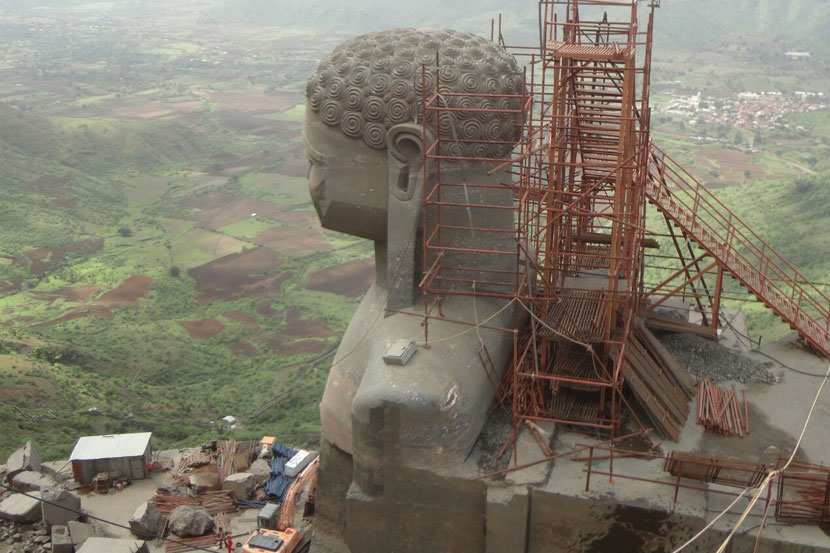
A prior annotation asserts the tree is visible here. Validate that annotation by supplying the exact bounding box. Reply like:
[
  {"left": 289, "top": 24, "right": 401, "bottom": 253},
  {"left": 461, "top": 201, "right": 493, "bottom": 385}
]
[
  {"left": 118, "top": 227, "right": 132, "bottom": 237},
  {"left": 169, "top": 265, "right": 181, "bottom": 277}
]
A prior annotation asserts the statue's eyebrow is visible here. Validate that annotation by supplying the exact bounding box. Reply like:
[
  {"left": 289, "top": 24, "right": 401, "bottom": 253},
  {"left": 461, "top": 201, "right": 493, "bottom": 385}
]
[{"left": 302, "top": 131, "right": 331, "bottom": 165}]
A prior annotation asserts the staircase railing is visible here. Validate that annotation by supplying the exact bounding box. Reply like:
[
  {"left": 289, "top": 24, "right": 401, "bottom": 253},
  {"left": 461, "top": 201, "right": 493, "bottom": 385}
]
[{"left": 645, "top": 143, "right": 830, "bottom": 356}]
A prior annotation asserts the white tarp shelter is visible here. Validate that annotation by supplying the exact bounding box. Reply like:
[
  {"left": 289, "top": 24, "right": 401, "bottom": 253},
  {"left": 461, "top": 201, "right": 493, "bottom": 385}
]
[{"left": 69, "top": 432, "right": 152, "bottom": 485}]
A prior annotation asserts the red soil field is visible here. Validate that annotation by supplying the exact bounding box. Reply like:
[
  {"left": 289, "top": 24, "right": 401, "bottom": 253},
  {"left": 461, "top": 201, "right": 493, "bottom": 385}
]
[
  {"left": 188, "top": 248, "right": 290, "bottom": 304},
  {"left": 253, "top": 226, "right": 331, "bottom": 256},
  {"left": 257, "top": 301, "right": 277, "bottom": 318},
  {"left": 32, "top": 285, "right": 102, "bottom": 303},
  {"left": 229, "top": 341, "right": 261, "bottom": 357},
  {"left": 306, "top": 258, "right": 375, "bottom": 297},
  {"left": 49, "top": 198, "right": 77, "bottom": 208},
  {"left": 224, "top": 310, "right": 260, "bottom": 330},
  {"left": 36, "top": 305, "right": 114, "bottom": 327},
  {"left": 282, "top": 308, "right": 337, "bottom": 339},
  {"left": 179, "top": 319, "right": 226, "bottom": 339},
  {"left": 97, "top": 275, "right": 152, "bottom": 307}
]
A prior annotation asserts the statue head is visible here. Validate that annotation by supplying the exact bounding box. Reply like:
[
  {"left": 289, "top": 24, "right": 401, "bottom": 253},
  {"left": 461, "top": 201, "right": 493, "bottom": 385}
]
[{"left": 303, "top": 28, "right": 523, "bottom": 242}]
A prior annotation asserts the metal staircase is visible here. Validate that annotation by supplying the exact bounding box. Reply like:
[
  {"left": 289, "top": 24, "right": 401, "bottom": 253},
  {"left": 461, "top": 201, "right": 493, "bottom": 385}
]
[{"left": 645, "top": 144, "right": 830, "bottom": 357}]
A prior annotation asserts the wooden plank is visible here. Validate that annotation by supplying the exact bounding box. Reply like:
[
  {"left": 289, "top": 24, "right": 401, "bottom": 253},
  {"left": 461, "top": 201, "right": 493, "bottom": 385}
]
[{"left": 636, "top": 323, "right": 695, "bottom": 396}]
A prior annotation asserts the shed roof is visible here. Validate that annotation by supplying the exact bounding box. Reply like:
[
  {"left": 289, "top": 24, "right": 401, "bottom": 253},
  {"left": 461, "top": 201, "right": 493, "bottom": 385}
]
[{"left": 69, "top": 432, "right": 152, "bottom": 461}]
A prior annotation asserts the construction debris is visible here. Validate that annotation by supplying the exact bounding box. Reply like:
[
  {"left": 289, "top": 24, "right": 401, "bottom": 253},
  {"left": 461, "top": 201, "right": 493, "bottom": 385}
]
[
  {"left": 153, "top": 490, "right": 237, "bottom": 516},
  {"left": 622, "top": 323, "right": 695, "bottom": 441},
  {"left": 695, "top": 379, "right": 750, "bottom": 436}
]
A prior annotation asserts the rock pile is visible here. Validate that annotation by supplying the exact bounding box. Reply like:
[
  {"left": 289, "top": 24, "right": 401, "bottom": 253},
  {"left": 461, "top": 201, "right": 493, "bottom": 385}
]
[
  {"left": 0, "top": 518, "right": 53, "bottom": 553},
  {"left": 658, "top": 332, "right": 775, "bottom": 384}
]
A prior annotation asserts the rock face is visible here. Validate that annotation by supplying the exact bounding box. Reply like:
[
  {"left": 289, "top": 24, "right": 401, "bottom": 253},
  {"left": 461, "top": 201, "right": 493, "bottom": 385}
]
[
  {"left": 222, "top": 472, "right": 255, "bottom": 500},
  {"left": 188, "top": 472, "right": 220, "bottom": 494},
  {"left": 0, "top": 492, "right": 42, "bottom": 523},
  {"left": 128, "top": 500, "right": 164, "bottom": 538},
  {"left": 11, "top": 471, "right": 57, "bottom": 493},
  {"left": 41, "top": 488, "right": 81, "bottom": 530},
  {"left": 5, "top": 442, "right": 41, "bottom": 483},
  {"left": 248, "top": 459, "right": 272, "bottom": 486},
  {"left": 168, "top": 505, "right": 213, "bottom": 537}
]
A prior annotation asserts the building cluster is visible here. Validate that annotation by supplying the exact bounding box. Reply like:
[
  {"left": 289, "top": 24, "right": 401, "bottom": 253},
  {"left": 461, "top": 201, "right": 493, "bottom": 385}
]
[{"left": 657, "top": 90, "right": 828, "bottom": 130}]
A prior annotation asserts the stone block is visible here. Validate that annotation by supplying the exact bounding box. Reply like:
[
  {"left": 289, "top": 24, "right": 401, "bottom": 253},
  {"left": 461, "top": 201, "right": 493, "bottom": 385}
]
[
  {"left": 76, "top": 537, "right": 149, "bottom": 553},
  {"left": 188, "top": 472, "right": 219, "bottom": 494},
  {"left": 248, "top": 458, "right": 272, "bottom": 486},
  {"left": 129, "top": 500, "right": 164, "bottom": 538},
  {"left": 169, "top": 505, "right": 213, "bottom": 537},
  {"left": 41, "top": 488, "right": 81, "bottom": 530},
  {"left": 51, "top": 524, "right": 74, "bottom": 553},
  {"left": 222, "top": 472, "right": 255, "bottom": 500},
  {"left": 41, "top": 461, "right": 72, "bottom": 482},
  {"left": 12, "top": 471, "right": 57, "bottom": 493},
  {"left": 6, "top": 441, "right": 41, "bottom": 483},
  {"left": 68, "top": 520, "right": 107, "bottom": 548},
  {"left": 0, "top": 492, "right": 42, "bottom": 523}
]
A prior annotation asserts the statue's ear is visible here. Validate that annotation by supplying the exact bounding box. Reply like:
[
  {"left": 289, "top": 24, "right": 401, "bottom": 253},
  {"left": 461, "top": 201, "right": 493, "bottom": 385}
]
[{"left": 386, "top": 123, "right": 432, "bottom": 202}]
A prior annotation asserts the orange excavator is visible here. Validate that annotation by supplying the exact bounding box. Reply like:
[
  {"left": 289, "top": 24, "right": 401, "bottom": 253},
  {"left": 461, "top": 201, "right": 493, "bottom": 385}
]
[{"left": 242, "top": 458, "right": 319, "bottom": 553}]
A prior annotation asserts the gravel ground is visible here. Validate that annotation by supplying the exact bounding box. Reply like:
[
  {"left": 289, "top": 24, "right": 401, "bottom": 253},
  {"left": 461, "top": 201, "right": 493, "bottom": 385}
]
[
  {"left": 474, "top": 409, "right": 514, "bottom": 475},
  {"left": 658, "top": 331, "right": 775, "bottom": 384}
]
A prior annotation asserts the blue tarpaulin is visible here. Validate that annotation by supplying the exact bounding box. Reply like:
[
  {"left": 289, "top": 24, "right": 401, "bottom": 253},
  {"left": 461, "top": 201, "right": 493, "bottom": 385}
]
[{"left": 264, "top": 441, "right": 299, "bottom": 500}]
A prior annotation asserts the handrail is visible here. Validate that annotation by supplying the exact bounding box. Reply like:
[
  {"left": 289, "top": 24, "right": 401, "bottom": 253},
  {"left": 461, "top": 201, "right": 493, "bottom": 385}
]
[{"left": 646, "top": 142, "right": 830, "bottom": 355}]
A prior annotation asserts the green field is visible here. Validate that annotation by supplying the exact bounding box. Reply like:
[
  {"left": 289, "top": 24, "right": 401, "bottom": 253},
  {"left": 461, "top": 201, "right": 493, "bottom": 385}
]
[{"left": 1, "top": 0, "right": 829, "bottom": 461}]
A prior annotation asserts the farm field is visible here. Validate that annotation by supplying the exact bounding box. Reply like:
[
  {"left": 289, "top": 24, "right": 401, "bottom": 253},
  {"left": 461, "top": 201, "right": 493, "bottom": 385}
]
[{"left": 1, "top": 0, "right": 830, "bottom": 460}]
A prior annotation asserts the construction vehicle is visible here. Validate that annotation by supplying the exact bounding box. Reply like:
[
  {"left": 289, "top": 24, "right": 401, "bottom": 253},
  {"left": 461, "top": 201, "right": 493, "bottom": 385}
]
[{"left": 242, "top": 458, "right": 319, "bottom": 553}]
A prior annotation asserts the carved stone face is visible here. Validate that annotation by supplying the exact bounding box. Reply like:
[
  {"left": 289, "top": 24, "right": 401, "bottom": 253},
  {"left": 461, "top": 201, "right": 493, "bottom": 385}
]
[{"left": 303, "top": 110, "right": 388, "bottom": 242}]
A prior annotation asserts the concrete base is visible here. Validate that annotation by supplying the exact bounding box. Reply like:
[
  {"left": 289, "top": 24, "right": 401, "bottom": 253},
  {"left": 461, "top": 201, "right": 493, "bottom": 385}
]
[{"left": 310, "top": 330, "right": 830, "bottom": 553}]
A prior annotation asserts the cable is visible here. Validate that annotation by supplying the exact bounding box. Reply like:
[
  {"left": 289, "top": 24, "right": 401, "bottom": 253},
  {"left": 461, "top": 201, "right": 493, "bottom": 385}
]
[
  {"left": 0, "top": 483, "right": 220, "bottom": 553},
  {"left": 719, "top": 310, "right": 830, "bottom": 378},
  {"left": 712, "top": 361, "right": 830, "bottom": 553},
  {"left": 670, "top": 360, "right": 830, "bottom": 553},
  {"left": 415, "top": 298, "right": 517, "bottom": 347}
]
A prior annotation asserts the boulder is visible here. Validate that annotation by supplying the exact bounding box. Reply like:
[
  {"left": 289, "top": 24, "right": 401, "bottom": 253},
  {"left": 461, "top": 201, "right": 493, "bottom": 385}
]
[
  {"left": 188, "top": 472, "right": 220, "bottom": 494},
  {"left": 128, "top": 500, "right": 164, "bottom": 538},
  {"left": 68, "top": 520, "right": 107, "bottom": 548},
  {"left": 5, "top": 441, "right": 41, "bottom": 483},
  {"left": 168, "top": 505, "right": 213, "bottom": 537},
  {"left": 41, "top": 488, "right": 81, "bottom": 530},
  {"left": 222, "top": 472, "right": 255, "bottom": 500},
  {"left": 248, "top": 459, "right": 272, "bottom": 486},
  {"left": 11, "top": 471, "right": 57, "bottom": 493},
  {"left": 40, "top": 461, "right": 71, "bottom": 482},
  {"left": 0, "top": 492, "right": 42, "bottom": 523},
  {"left": 51, "top": 524, "right": 74, "bottom": 553}
]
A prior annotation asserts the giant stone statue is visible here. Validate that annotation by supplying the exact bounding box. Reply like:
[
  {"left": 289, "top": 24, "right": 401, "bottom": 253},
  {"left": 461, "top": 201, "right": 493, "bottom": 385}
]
[{"left": 304, "top": 28, "right": 523, "bottom": 553}]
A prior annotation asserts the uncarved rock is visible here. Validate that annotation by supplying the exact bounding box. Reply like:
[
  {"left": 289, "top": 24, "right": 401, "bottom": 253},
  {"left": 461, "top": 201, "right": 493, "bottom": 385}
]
[
  {"left": 168, "top": 505, "right": 213, "bottom": 537},
  {"left": 6, "top": 441, "right": 41, "bottom": 483},
  {"left": 222, "top": 472, "right": 255, "bottom": 500},
  {"left": 188, "top": 472, "right": 220, "bottom": 494},
  {"left": 41, "top": 488, "right": 81, "bottom": 530},
  {"left": 40, "top": 461, "right": 71, "bottom": 482},
  {"left": 0, "top": 492, "right": 42, "bottom": 523},
  {"left": 68, "top": 520, "right": 107, "bottom": 548},
  {"left": 248, "top": 459, "right": 272, "bottom": 486},
  {"left": 51, "top": 524, "right": 74, "bottom": 553},
  {"left": 11, "top": 471, "right": 57, "bottom": 493},
  {"left": 128, "top": 500, "right": 164, "bottom": 538}
]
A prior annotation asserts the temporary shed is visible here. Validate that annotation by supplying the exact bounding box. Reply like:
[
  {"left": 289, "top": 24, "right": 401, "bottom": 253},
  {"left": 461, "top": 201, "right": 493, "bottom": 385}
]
[{"left": 69, "top": 432, "right": 152, "bottom": 485}]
